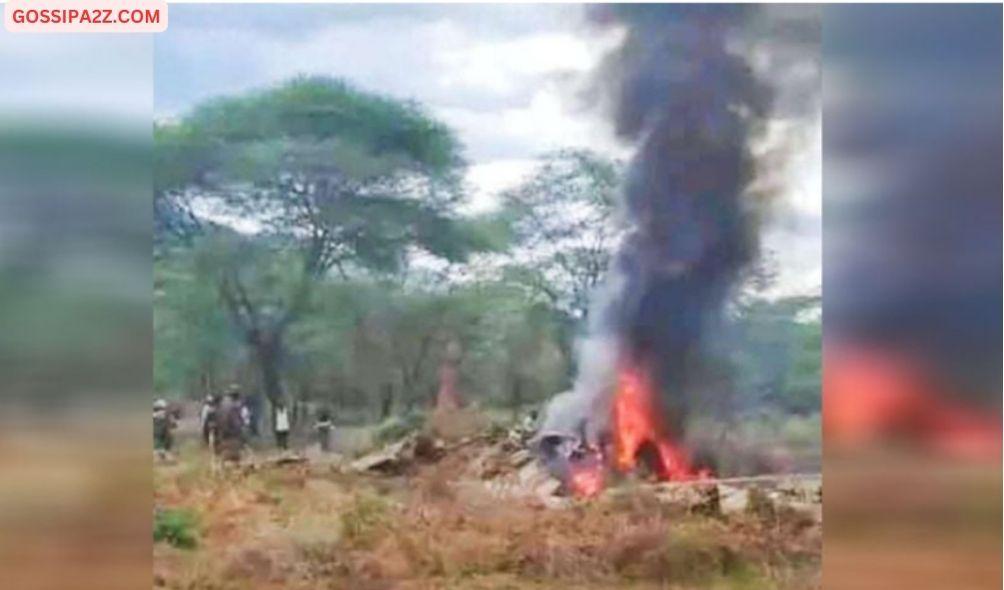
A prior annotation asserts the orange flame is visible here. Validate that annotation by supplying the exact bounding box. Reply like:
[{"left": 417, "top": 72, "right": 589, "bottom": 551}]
[
  {"left": 568, "top": 463, "right": 605, "bottom": 498},
  {"left": 612, "top": 361, "right": 709, "bottom": 481},
  {"left": 563, "top": 359, "right": 709, "bottom": 498},
  {"left": 825, "top": 345, "right": 1002, "bottom": 459}
]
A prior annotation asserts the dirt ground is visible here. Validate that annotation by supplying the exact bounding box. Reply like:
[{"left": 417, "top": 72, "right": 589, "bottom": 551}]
[{"left": 153, "top": 435, "right": 820, "bottom": 590}]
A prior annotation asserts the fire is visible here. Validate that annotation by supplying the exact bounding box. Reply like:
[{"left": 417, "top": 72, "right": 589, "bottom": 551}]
[
  {"left": 825, "top": 345, "right": 1002, "bottom": 459},
  {"left": 612, "top": 361, "right": 708, "bottom": 481},
  {"left": 568, "top": 463, "right": 605, "bottom": 498},
  {"left": 559, "top": 359, "right": 709, "bottom": 498}
]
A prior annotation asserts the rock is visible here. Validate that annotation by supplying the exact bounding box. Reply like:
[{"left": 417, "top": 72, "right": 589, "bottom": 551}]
[
  {"left": 349, "top": 432, "right": 452, "bottom": 474},
  {"left": 534, "top": 477, "right": 562, "bottom": 499},
  {"left": 509, "top": 449, "right": 533, "bottom": 468},
  {"left": 350, "top": 437, "right": 414, "bottom": 473},
  {"left": 517, "top": 460, "right": 546, "bottom": 486},
  {"left": 651, "top": 482, "right": 720, "bottom": 514},
  {"left": 413, "top": 434, "right": 445, "bottom": 461},
  {"left": 273, "top": 455, "right": 308, "bottom": 466},
  {"left": 785, "top": 501, "right": 823, "bottom": 523},
  {"left": 717, "top": 484, "right": 750, "bottom": 515}
]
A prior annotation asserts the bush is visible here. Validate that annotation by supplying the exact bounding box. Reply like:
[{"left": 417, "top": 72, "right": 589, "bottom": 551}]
[
  {"left": 154, "top": 507, "right": 200, "bottom": 549},
  {"left": 340, "top": 493, "right": 391, "bottom": 548}
]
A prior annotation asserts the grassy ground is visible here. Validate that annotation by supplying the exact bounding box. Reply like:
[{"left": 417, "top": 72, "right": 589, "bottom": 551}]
[{"left": 153, "top": 437, "right": 820, "bottom": 590}]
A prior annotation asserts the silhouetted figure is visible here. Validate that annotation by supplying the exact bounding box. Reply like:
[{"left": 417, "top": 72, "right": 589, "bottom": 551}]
[
  {"left": 217, "top": 388, "right": 245, "bottom": 463},
  {"left": 315, "top": 408, "right": 333, "bottom": 453}
]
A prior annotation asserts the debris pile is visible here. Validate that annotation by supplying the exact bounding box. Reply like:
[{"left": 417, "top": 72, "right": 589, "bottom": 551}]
[
  {"left": 348, "top": 422, "right": 821, "bottom": 521},
  {"left": 349, "top": 432, "right": 447, "bottom": 474}
]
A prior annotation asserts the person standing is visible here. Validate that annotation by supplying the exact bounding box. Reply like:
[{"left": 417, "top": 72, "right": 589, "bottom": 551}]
[
  {"left": 200, "top": 395, "right": 217, "bottom": 447},
  {"left": 216, "top": 389, "right": 245, "bottom": 464},
  {"left": 239, "top": 398, "right": 252, "bottom": 440},
  {"left": 247, "top": 396, "right": 261, "bottom": 437},
  {"left": 315, "top": 408, "right": 333, "bottom": 453},
  {"left": 274, "top": 401, "right": 291, "bottom": 451},
  {"left": 153, "top": 399, "right": 176, "bottom": 458}
]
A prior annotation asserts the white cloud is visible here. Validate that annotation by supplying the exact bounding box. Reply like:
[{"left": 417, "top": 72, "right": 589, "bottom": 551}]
[
  {"left": 760, "top": 115, "right": 822, "bottom": 299},
  {"left": 463, "top": 159, "right": 537, "bottom": 214}
]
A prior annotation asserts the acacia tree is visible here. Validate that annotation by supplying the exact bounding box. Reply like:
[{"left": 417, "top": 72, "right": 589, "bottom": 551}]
[
  {"left": 500, "top": 149, "right": 624, "bottom": 323},
  {"left": 155, "top": 77, "right": 488, "bottom": 407}
]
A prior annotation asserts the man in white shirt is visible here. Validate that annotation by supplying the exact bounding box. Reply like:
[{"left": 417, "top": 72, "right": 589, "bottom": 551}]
[
  {"left": 274, "top": 402, "right": 291, "bottom": 450},
  {"left": 199, "top": 395, "right": 216, "bottom": 447}
]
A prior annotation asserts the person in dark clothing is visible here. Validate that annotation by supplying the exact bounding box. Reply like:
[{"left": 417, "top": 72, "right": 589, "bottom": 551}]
[
  {"left": 153, "top": 399, "right": 176, "bottom": 457},
  {"left": 216, "top": 389, "right": 246, "bottom": 463},
  {"left": 315, "top": 408, "right": 333, "bottom": 453}
]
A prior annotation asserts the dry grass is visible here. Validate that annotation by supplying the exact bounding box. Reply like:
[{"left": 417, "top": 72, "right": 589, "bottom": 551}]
[{"left": 154, "top": 446, "right": 820, "bottom": 590}]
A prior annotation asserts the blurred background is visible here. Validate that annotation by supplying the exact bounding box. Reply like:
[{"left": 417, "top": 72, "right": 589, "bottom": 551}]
[
  {"left": 823, "top": 5, "right": 1001, "bottom": 590},
  {"left": 0, "top": 32, "right": 152, "bottom": 589}
]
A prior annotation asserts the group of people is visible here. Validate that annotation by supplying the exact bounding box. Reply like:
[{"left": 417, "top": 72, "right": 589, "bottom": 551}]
[
  {"left": 153, "top": 384, "right": 335, "bottom": 463},
  {"left": 199, "top": 386, "right": 292, "bottom": 462}
]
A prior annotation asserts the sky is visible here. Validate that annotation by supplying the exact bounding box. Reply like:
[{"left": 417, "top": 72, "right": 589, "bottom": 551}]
[
  {"left": 0, "top": 32, "right": 151, "bottom": 125},
  {"left": 154, "top": 4, "right": 820, "bottom": 298}
]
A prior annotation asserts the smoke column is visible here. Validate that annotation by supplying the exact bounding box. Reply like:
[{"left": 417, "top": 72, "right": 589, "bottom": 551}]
[{"left": 543, "top": 5, "right": 781, "bottom": 444}]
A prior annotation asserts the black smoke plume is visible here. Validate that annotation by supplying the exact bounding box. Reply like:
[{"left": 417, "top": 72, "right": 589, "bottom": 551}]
[
  {"left": 542, "top": 6, "right": 811, "bottom": 447},
  {"left": 598, "top": 6, "right": 771, "bottom": 436}
]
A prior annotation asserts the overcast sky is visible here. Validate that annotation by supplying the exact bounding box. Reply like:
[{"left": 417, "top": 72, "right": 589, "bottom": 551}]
[{"left": 154, "top": 4, "right": 820, "bottom": 298}]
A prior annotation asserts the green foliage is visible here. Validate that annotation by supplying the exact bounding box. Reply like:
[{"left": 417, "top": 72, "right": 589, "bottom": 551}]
[
  {"left": 283, "top": 279, "right": 570, "bottom": 417},
  {"left": 154, "top": 508, "right": 200, "bottom": 549},
  {"left": 154, "top": 253, "right": 240, "bottom": 397},
  {"left": 463, "top": 290, "right": 571, "bottom": 407},
  {"left": 154, "top": 239, "right": 572, "bottom": 417},
  {"left": 154, "top": 77, "right": 495, "bottom": 404},
  {"left": 185, "top": 76, "right": 461, "bottom": 173},
  {"left": 728, "top": 295, "right": 821, "bottom": 416},
  {"left": 777, "top": 317, "right": 822, "bottom": 414},
  {"left": 154, "top": 123, "right": 214, "bottom": 195},
  {"left": 499, "top": 149, "right": 624, "bottom": 321},
  {"left": 156, "top": 77, "right": 461, "bottom": 193},
  {"left": 156, "top": 76, "right": 481, "bottom": 271}
]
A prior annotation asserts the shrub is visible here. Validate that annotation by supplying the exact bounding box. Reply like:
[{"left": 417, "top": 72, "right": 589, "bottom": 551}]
[
  {"left": 340, "top": 493, "right": 391, "bottom": 548},
  {"left": 154, "top": 507, "right": 200, "bottom": 549}
]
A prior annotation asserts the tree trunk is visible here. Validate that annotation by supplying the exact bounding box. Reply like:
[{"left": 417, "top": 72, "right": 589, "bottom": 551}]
[
  {"left": 380, "top": 384, "right": 394, "bottom": 420},
  {"left": 251, "top": 330, "right": 285, "bottom": 410},
  {"left": 510, "top": 377, "right": 523, "bottom": 421},
  {"left": 199, "top": 369, "right": 216, "bottom": 398},
  {"left": 435, "top": 338, "right": 463, "bottom": 410}
]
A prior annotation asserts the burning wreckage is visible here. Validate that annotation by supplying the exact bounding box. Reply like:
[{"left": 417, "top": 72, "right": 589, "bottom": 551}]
[
  {"left": 348, "top": 414, "right": 819, "bottom": 523},
  {"left": 356, "top": 5, "right": 820, "bottom": 517},
  {"left": 536, "top": 360, "right": 711, "bottom": 499}
]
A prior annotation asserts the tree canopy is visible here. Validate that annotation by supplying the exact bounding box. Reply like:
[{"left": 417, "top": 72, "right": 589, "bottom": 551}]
[
  {"left": 155, "top": 77, "right": 493, "bottom": 405},
  {"left": 499, "top": 149, "right": 624, "bottom": 321}
]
